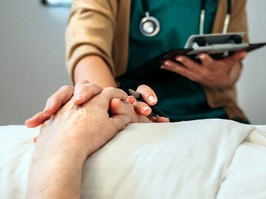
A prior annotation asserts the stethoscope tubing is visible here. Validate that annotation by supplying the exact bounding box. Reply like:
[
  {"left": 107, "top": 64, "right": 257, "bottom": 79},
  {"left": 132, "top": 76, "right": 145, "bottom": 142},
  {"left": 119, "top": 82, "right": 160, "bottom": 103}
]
[{"left": 139, "top": 0, "right": 231, "bottom": 37}]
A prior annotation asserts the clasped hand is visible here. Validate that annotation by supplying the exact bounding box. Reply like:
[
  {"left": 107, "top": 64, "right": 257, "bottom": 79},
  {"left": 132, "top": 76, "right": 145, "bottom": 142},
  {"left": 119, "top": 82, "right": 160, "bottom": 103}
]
[
  {"left": 25, "top": 81, "right": 169, "bottom": 147},
  {"left": 161, "top": 51, "right": 247, "bottom": 89}
]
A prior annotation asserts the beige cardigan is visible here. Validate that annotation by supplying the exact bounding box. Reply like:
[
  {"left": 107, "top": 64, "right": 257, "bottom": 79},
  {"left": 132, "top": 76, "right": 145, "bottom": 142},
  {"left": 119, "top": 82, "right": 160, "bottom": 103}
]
[{"left": 65, "top": 0, "right": 248, "bottom": 120}]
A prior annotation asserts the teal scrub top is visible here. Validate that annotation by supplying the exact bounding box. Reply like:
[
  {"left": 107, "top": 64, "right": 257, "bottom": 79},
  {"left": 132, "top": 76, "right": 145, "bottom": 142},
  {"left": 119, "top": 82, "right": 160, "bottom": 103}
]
[{"left": 120, "top": 0, "right": 227, "bottom": 122}]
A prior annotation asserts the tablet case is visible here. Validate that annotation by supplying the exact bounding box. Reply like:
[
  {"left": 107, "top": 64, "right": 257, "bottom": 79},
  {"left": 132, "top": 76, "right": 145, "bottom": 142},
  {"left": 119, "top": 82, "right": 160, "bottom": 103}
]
[{"left": 116, "top": 33, "right": 266, "bottom": 82}]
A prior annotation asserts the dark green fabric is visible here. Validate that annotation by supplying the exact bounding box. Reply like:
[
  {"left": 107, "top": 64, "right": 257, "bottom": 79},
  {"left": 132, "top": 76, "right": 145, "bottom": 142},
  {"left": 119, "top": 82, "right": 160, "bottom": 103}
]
[{"left": 122, "top": 0, "right": 228, "bottom": 122}]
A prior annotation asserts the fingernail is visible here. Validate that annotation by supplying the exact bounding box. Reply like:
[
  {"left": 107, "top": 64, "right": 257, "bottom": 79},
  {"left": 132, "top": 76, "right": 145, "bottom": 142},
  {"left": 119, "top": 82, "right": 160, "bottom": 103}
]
[
  {"left": 127, "top": 96, "right": 136, "bottom": 104},
  {"left": 148, "top": 96, "right": 157, "bottom": 105},
  {"left": 143, "top": 106, "right": 151, "bottom": 114},
  {"left": 199, "top": 54, "right": 205, "bottom": 59},
  {"left": 176, "top": 56, "right": 183, "bottom": 62},
  {"left": 164, "top": 61, "right": 170, "bottom": 66}
]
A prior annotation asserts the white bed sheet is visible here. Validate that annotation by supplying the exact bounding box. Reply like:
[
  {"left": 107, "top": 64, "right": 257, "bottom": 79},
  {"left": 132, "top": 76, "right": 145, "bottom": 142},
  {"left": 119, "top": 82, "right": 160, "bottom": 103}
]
[{"left": 0, "top": 119, "right": 266, "bottom": 199}]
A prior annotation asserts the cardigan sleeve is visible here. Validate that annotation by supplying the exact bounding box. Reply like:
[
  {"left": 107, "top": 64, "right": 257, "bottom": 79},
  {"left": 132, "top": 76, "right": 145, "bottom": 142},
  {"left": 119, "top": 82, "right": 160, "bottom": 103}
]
[
  {"left": 65, "top": 0, "right": 117, "bottom": 82},
  {"left": 203, "top": 0, "right": 249, "bottom": 121},
  {"left": 228, "top": 0, "right": 249, "bottom": 42}
]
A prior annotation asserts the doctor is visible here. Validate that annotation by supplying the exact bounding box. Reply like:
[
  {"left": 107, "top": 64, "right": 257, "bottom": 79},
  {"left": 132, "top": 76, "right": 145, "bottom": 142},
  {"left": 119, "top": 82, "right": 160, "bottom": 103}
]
[{"left": 32, "top": 0, "right": 250, "bottom": 125}]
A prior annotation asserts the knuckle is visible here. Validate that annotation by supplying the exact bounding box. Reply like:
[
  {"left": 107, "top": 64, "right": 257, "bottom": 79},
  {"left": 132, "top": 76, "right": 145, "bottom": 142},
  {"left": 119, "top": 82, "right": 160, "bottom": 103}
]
[
  {"left": 103, "top": 87, "right": 113, "bottom": 93},
  {"left": 59, "top": 85, "right": 73, "bottom": 92},
  {"left": 46, "top": 96, "right": 54, "bottom": 104},
  {"left": 76, "top": 80, "right": 89, "bottom": 85}
]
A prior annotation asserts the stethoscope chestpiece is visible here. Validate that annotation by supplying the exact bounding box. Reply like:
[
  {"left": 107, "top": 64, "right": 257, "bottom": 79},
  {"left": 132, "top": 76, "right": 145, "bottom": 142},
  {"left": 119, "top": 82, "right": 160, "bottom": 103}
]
[{"left": 139, "top": 12, "right": 160, "bottom": 37}]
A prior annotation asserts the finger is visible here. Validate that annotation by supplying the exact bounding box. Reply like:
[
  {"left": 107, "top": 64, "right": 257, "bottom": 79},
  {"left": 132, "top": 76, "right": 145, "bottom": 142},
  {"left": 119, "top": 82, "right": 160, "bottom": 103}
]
[
  {"left": 161, "top": 61, "right": 198, "bottom": 81},
  {"left": 127, "top": 96, "right": 155, "bottom": 117},
  {"left": 156, "top": 117, "right": 170, "bottom": 122},
  {"left": 127, "top": 96, "right": 136, "bottom": 104},
  {"left": 73, "top": 81, "right": 103, "bottom": 104},
  {"left": 149, "top": 116, "right": 170, "bottom": 123},
  {"left": 109, "top": 99, "right": 151, "bottom": 120},
  {"left": 109, "top": 98, "right": 127, "bottom": 115},
  {"left": 102, "top": 87, "right": 128, "bottom": 103},
  {"left": 227, "top": 50, "right": 247, "bottom": 62},
  {"left": 110, "top": 98, "right": 141, "bottom": 123},
  {"left": 43, "top": 85, "right": 74, "bottom": 116},
  {"left": 110, "top": 98, "right": 141, "bottom": 130},
  {"left": 105, "top": 99, "right": 132, "bottom": 135},
  {"left": 198, "top": 53, "right": 214, "bottom": 65},
  {"left": 175, "top": 56, "right": 200, "bottom": 70},
  {"left": 25, "top": 112, "right": 51, "bottom": 128},
  {"left": 133, "top": 100, "right": 152, "bottom": 116},
  {"left": 110, "top": 114, "right": 131, "bottom": 135},
  {"left": 136, "top": 84, "right": 158, "bottom": 106}
]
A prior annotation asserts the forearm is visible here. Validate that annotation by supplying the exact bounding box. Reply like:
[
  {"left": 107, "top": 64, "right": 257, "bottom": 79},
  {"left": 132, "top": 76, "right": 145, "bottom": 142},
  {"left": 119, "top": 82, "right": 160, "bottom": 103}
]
[
  {"left": 66, "top": 0, "right": 117, "bottom": 85},
  {"left": 74, "top": 55, "right": 117, "bottom": 88},
  {"left": 26, "top": 84, "right": 135, "bottom": 198},
  {"left": 26, "top": 136, "right": 87, "bottom": 199}
]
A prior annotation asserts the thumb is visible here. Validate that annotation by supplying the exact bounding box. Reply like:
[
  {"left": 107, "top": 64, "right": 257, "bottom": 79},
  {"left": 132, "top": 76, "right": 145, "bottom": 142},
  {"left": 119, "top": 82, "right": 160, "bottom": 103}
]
[{"left": 227, "top": 50, "right": 247, "bottom": 62}]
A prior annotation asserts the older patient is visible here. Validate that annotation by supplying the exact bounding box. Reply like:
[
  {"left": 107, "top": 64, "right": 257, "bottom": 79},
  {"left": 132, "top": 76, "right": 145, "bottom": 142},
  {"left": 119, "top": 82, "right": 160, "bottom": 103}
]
[{"left": 25, "top": 82, "right": 156, "bottom": 199}]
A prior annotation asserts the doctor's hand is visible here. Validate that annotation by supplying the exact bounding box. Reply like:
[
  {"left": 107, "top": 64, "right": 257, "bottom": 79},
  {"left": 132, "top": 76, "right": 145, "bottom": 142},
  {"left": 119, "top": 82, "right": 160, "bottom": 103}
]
[
  {"left": 161, "top": 51, "right": 247, "bottom": 89},
  {"left": 128, "top": 84, "right": 169, "bottom": 123}
]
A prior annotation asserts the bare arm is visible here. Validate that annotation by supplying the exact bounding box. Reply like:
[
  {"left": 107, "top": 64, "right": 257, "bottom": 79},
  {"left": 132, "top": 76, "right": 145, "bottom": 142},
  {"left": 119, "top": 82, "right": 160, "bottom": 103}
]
[
  {"left": 26, "top": 136, "right": 86, "bottom": 199},
  {"left": 74, "top": 55, "right": 117, "bottom": 87}
]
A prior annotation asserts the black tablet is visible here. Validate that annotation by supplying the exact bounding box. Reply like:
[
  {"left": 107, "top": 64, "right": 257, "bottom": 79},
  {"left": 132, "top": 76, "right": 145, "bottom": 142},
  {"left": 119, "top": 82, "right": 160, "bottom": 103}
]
[
  {"left": 116, "top": 48, "right": 193, "bottom": 81},
  {"left": 116, "top": 32, "right": 266, "bottom": 81}
]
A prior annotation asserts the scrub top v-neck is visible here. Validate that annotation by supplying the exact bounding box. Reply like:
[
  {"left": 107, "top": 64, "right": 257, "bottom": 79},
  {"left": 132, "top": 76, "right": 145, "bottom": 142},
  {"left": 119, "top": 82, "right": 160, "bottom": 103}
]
[{"left": 121, "top": 0, "right": 228, "bottom": 122}]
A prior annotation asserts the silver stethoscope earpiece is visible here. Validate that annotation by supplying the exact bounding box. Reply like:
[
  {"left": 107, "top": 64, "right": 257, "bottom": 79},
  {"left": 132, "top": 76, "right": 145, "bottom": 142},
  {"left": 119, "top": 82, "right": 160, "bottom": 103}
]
[
  {"left": 139, "top": 12, "right": 160, "bottom": 37},
  {"left": 139, "top": 0, "right": 231, "bottom": 37}
]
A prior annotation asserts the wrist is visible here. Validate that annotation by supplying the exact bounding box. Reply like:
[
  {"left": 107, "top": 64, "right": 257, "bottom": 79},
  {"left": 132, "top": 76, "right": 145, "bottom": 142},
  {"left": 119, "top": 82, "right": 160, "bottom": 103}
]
[
  {"left": 27, "top": 139, "right": 85, "bottom": 199},
  {"left": 36, "top": 127, "right": 89, "bottom": 162}
]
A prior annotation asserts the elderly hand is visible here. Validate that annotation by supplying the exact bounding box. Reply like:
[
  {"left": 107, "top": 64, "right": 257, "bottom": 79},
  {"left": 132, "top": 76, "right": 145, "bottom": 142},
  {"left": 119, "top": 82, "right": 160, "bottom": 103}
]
[
  {"left": 25, "top": 80, "right": 102, "bottom": 128},
  {"left": 161, "top": 51, "right": 247, "bottom": 89},
  {"left": 37, "top": 85, "right": 139, "bottom": 157},
  {"left": 26, "top": 85, "right": 141, "bottom": 198},
  {"left": 25, "top": 81, "right": 169, "bottom": 128}
]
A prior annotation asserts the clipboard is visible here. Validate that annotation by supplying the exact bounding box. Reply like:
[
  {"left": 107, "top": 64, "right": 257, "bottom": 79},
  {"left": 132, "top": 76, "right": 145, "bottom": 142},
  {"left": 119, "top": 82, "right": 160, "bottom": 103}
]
[{"left": 116, "top": 32, "right": 266, "bottom": 81}]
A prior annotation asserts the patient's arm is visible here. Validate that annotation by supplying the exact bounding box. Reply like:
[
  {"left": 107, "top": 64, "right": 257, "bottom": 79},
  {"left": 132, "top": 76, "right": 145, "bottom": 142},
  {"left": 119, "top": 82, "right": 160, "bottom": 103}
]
[
  {"left": 26, "top": 84, "right": 147, "bottom": 199},
  {"left": 25, "top": 81, "right": 168, "bottom": 128}
]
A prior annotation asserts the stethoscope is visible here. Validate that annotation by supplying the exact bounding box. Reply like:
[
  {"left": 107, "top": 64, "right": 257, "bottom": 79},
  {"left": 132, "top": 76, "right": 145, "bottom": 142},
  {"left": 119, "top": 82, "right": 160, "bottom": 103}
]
[{"left": 139, "top": 0, "right": 231, "bottom": 37}]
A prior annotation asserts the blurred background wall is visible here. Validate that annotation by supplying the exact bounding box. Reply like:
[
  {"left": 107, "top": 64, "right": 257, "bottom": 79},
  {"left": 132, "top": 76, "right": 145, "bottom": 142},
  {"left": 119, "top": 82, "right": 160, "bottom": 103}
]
[
  {"left": 0, "top": 0, "right": 265, "bottom": 125},
  {"left": 237, "top": 1, "right": 266, "bottom": 124}
]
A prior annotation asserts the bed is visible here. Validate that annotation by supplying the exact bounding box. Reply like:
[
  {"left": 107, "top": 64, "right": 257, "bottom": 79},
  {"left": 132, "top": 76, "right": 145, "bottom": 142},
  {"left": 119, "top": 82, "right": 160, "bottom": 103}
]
[{"left": 0, "top": 119, "right": 266, "bottom": 199}]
